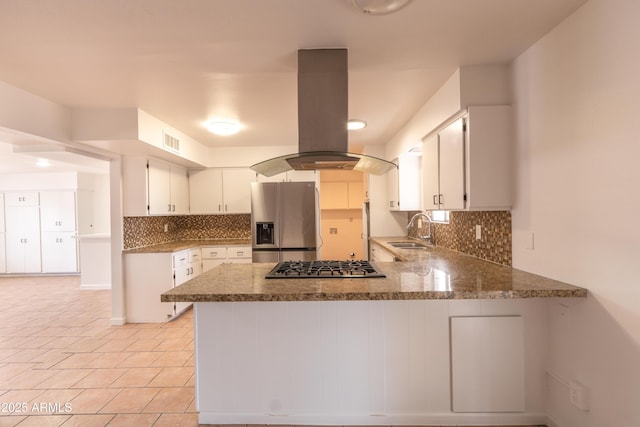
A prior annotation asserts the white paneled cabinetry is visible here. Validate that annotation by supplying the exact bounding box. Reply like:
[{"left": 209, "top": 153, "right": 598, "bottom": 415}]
[
  {"left": 388, "top": 153, "right": 421, "bottom": 211},
  {"left": 189, "top": 168, "right": 255, "bottom": 214},
  {"left": 5, "top": 192, "right": 41, "bottom": 273},
  {"left": 423, "top": 106, "right": 511, "bottom": 211},
  {"left": 40, "top": 191, "right": 78, "bottom": 273},
  {"left": 3, "top": 191, "right": 79, "bottom": 274},
  {"left": 148, "top": 158, "right": 189, "bottom": 215},
  {"left": 125, "top": 249, "right": 200, "bottom": 323}
]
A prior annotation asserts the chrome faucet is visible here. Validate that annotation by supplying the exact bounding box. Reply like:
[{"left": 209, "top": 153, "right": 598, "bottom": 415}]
[{"left": 407, "top": 211, "right": 433, "bottom": 242}]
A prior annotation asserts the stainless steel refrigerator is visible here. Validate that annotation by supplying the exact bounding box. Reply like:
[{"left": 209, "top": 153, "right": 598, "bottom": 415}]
[{"left": 251, "top": 181, "right": 318, "bottom": 262}]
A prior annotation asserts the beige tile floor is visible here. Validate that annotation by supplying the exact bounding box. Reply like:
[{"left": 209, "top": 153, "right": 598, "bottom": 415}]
[
  {"left": 0, "top": 275, "right": 547, "bottom": 427},
  {"left": 0, "top": 275, "right": 197, "bottom": 426}
]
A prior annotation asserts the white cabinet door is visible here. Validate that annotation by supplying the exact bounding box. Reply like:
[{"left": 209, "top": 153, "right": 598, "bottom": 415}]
[
  {"left": 397, "top": 153, "right": 422, "bottom": 211},
  {"left": 190, "top": 168, "right": 254, "bottom": 214},
  {"left": 422, "top": 134, "right": 440, "bottom": 210},
  {"left": 40, "top": 191, "right": 77, "bottom": 231},
  {"left": 170, "top": 165, "right": 189, "bottom": 215},
  {"left": 6, "top": 206, "right": 41, "bottom": 273},
  {"left": 41, "top": 231, "right": 78, "bottom": 273},
  {"left": 387, "top": 164, "right": 399, "bottom": 210},
  {"left": 438, "top": 118, "right": 465, "bottom": 210},
  {"left": 222, "top": 168, "right": 255, "bottom": 214},
  {"left": 189, "top": 168, "right": 224, "bottom": 214},
  {"left": 422, "top": 107, "right": 511, "bottom": 211},
  {"left": 148, "top": 158, "right": 172, "bottom": 215},
  {"left": 147, "top": 159, "right": 189, "bottom": 215}
]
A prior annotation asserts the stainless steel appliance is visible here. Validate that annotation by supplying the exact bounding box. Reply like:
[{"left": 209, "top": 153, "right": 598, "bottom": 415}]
[
  {"left": 251, "top": 181, "right": 317, "bottom": 262},
  {"left": 265, "top": 260, "right": 385, "bottom": 279}
]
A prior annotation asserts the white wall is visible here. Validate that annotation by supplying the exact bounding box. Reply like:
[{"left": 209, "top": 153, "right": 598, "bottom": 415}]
[{"left": 510, "top": 0, "right": 640, "bottom": 426}]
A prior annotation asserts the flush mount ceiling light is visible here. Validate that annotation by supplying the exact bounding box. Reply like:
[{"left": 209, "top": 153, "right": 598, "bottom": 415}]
[
  {"left": 347, "top": 119, "right": 367, "bottom": 130},
  {"left": 352, "top": 0, "right": 413, "bottom": 15},
  {"left": 207, "top": 121, "right": 241, "bottom": 136}
]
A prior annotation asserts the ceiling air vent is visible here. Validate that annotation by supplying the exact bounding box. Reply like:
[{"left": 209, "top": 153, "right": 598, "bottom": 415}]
[{"left": 163, "top": 132, "right": 180, "bottom": 153}]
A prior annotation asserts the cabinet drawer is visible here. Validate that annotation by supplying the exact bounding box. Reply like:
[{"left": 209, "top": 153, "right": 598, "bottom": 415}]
[
  {"left": 189, "top": 248, "right": 201, "bottom": 263},
  {"left": 201, "top": 246, "right": 227, "bottom": 260},
  {"left": 173, "top": 250, "right": 189, "bottom": 268},
  {"left": 227, "top": 246, "right": 251, "bottom": 259}
]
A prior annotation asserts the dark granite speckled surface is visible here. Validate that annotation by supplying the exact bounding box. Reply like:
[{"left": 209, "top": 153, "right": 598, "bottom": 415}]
[{"left": 161, "top": 237, "right": 587, "bottom": 302}]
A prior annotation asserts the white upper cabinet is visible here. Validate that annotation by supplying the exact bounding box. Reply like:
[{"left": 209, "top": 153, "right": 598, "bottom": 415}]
[
  {"left": 422, "top": 105, "right": 511, "bottom": 211},
  {"left": 123, "top": 157, "right": 189, "bottom": 216},
  {"left": 387, "top": 163, "right": 399, "bottom": 210},
  {"left": 40, "top": 191, "right": 77, "bottom": 231},
  {"left": 148, "top": 158, "right": 189, "bottom": 215},
  {"left": 388, "top": 153, "right": 422, "bottom": 211},
  {"left": 189, "top": 168, "right": 255, "bottom": 214}
]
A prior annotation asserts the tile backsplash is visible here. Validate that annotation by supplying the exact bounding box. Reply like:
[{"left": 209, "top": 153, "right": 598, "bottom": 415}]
[
  {"left": 123, "top": 214, "right": 251, "bottom": 249},
  {"left": 408, "top": 210, "right": 512, "bottom": 266}
]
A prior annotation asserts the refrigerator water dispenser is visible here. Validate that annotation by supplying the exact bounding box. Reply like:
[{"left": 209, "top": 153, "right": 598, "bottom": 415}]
[{"left": 256, "top": 222, "right": 274, "bottom": 245}]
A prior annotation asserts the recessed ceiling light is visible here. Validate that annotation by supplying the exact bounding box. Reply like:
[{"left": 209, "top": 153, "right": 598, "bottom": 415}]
[
  {"left": 348, "top": 119, "right": 367, "bottom": 130},
  {"left": 207, "top": 121, "right": 241, "bottom": 136},
  {"left": 35, "top": 159, "right": 51, "bottom": 168}
]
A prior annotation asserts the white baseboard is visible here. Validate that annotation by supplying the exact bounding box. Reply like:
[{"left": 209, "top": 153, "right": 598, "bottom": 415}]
[
  {"left": 197, "top": 412, "right": 549, "bottom": 426},
  {"left": 80, "top": 283, "right": 111, "bottom": 290},
  {"left": 110, "top": 317, "right": 126, "bottom": 326}
]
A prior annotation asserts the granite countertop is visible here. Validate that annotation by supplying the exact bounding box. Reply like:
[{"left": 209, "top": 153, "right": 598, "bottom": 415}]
[
  {"left": 124, "top": 238, "right": 251, "bottom": 254},
  {"left": 161, "top": 237, "right": 587, "bottom": 302}
]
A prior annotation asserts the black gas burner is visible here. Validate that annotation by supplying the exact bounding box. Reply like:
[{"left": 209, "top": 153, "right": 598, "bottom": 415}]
[{"left": 266, "top": 260, "right": 385, "bottom": 279}]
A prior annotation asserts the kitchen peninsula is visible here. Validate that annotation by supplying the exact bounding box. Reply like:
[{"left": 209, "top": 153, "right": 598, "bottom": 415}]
[{"left": 162, "top": 241, "right": 587, "bottom": 426}]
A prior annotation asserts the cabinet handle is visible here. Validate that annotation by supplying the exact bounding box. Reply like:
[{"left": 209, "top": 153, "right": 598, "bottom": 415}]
[
  {"left": 168, "top": 204, "right": 172, "bottom": 212},
  {"left": 438, "top": 194, "right": 444, "bottom": 205},
  {"left": 218, "top": 204, "right": 222, "bottom": 212},
  {"left": 225, "top": 204, "right": 228, "bottom": 212},
  {"left": 433, "top": 195, "right": 438, "bottom": 206},
  {"left": 172, "top": 204, "right": 176, "bottom": 212},
  {"left": 237, "top": 251, "right": 243, "bottom": 256}
]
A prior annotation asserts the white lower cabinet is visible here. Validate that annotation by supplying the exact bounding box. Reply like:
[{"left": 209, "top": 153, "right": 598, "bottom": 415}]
[
  {"left": 173, "top": 249, "right": 201, "bottom": 315},
  {"left": 5, "top": 206, "right": 41, "bottom": 273},
  {"left": 202, "top": 245, "right": 251, "bottom": 272},
  {"left": 202, "top": 246, "right": 226, "bottom": 272},
  {"left": 226, "top": 245, "right": 251, "bottom": 263},
  {"left": 125, "top": 249, "right": 202, "bottom": 323},
  {"left": 369, "top": 241, "right": 395, "bottom": 262},
  {"left": 41, "top": 232, "right": 78, "bottom": 273}
]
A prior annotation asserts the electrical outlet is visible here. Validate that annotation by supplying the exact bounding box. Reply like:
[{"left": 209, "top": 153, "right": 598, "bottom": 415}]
[
  {"left": 164, "top": 224, "right": 169, "bottom": 233},
  {"left": 569, "top": 380, "right": 590, "bottom": 411},
  {"left": 475, "top": 225, "right": 482, "bottom": 240}
]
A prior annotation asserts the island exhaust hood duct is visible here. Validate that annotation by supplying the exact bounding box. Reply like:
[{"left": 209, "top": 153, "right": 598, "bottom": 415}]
[{"left": 250, "top": 49, "right": 397, "bottom": 177}]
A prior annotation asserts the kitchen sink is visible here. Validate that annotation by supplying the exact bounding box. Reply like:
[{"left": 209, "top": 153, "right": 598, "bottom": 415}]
[{"left": 388, "top": 241, "right": 432, "bottom": 249}]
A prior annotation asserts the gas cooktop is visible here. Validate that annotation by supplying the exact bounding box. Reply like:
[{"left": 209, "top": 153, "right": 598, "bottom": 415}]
[{"left": 265, "top": 260, "right": 385, "bottom": 279}]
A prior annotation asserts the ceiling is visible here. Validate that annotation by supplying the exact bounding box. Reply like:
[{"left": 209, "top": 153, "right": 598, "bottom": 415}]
[{"left": 0, "top": 0, "right": 587, "bottom": 172}]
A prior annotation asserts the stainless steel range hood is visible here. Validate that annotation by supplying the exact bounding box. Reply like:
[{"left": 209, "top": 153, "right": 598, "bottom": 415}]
[{"left": 250, "top": 49, "right": 396, "bottom": 177}]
